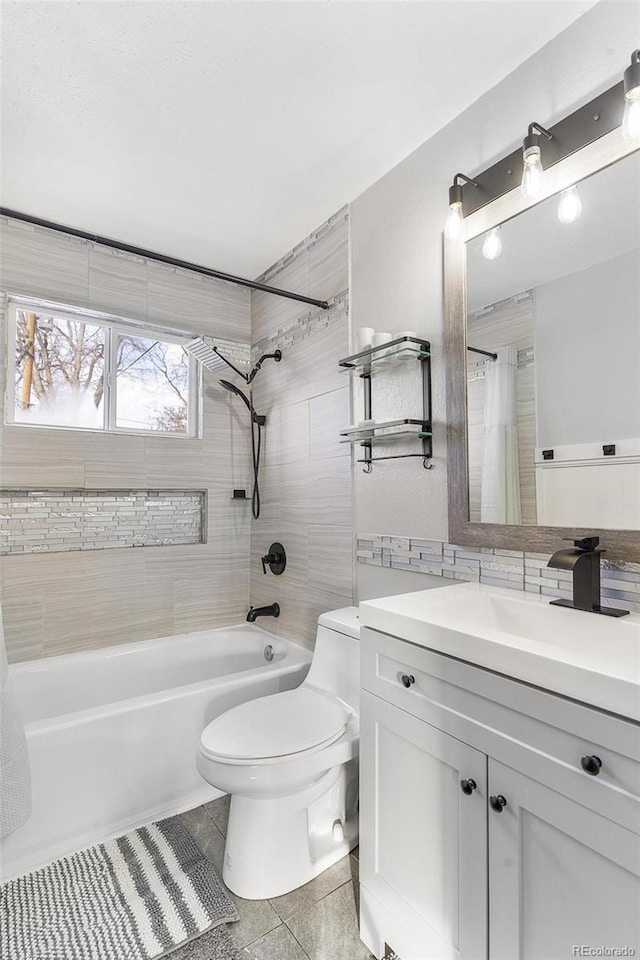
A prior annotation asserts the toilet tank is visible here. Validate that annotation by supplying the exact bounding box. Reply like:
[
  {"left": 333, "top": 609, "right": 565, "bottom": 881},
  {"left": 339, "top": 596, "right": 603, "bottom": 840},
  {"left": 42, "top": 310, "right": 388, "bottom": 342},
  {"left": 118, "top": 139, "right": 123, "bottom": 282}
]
[{"left": 302, "top": 606, "right": 361, "bottom": 713}]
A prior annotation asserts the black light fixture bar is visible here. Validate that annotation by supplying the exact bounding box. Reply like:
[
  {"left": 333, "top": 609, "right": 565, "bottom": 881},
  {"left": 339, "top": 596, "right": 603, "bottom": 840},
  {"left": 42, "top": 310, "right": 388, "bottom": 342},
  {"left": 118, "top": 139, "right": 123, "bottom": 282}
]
[
  {"left": 0, "top": 207, "right": 331, "bottom": 310},
  {"left": 458, "top": 81, "right": 625, "bottom": 218}
]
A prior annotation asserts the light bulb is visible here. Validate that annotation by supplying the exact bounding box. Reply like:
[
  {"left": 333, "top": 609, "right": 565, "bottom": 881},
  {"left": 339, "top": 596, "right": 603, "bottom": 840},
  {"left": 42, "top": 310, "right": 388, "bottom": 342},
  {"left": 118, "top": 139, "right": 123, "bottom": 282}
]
[
  {"left": 622, "top": 50, "right": 640, "bottom": 142},
  {"left": 482, "top": 227, "right": 502, "bottom": 260},
  {"left": 445, "top": 201, "right": 463, "bottom": 240},
  {"left": 557, "top": 185, "right": 582, "bottom": 224},
  {"left": 622, "top": 94, "right": 640, "bottom": 141},
  {"left": 522, "top": 145, "right": 544, "bottom": 198}
]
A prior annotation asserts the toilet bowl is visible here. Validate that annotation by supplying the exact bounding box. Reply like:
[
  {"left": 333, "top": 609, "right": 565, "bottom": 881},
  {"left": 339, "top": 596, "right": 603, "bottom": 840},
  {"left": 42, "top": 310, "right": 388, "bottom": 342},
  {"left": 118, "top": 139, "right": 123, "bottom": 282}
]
[{"left": 197, "top": 606, "right": 360, "bottom": 899}]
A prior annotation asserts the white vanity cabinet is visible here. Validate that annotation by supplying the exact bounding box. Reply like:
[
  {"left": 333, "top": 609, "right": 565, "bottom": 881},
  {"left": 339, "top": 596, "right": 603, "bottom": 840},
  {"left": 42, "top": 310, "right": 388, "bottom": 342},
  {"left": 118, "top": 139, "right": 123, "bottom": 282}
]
[
  {"left": 360, "top": 691, "right": 488, "bottom": 959},
  {"left": 359, "top": 626, "right": 640, "bottom": 960}
]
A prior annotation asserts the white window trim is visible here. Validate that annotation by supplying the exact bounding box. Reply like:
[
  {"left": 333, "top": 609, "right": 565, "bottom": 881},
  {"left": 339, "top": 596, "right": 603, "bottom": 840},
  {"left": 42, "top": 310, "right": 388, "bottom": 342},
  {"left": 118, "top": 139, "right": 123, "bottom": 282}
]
[{"left": 6, "top": 296, "right": 202, "bottom": 439}]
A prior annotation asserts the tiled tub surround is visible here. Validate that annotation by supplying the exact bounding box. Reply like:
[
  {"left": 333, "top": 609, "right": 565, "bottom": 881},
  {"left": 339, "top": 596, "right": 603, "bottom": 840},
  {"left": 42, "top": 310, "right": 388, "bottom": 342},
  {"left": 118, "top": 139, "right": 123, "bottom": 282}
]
[
  {"left": 0, "top": 218, "right": 253, "bottom": 663},
  {"left": 0, "top": 490, "right": 205, "bottom": 554},
  {"left": 357, "top": 536, "right": 640, "bottom": 615},
  {"left": 249, "top": 208, "right": 353, "bottom": 649}
]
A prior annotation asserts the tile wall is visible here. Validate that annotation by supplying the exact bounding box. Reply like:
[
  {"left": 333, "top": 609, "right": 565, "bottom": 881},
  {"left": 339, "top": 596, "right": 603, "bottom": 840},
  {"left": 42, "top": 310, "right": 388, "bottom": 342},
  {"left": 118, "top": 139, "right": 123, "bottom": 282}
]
[
  {"left": 0, "top": 217, "right": 252, "bottom": 662},
  {"left": 248, "top": 208, "right": 353, "bottom": 649},
  {"left": 357, "top": 535, "right": 640, "bottom": 614}
]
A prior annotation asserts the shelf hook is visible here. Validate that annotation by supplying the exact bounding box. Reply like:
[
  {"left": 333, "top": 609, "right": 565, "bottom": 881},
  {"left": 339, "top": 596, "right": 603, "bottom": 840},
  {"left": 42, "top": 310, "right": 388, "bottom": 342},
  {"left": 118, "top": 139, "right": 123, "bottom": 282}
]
[
  {"left": 363, "top": 462, "right": 373, "bottom": 474},
  {"left": 423, "top": 458, "right": 434, "bottom": 470}
]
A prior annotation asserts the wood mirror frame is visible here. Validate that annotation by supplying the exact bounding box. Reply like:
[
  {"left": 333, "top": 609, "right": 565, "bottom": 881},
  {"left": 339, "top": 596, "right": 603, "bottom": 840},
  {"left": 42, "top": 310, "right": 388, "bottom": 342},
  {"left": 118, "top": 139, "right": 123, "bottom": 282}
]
[{"left": 445, "top": 128, "right": 640, "bottom": 562}]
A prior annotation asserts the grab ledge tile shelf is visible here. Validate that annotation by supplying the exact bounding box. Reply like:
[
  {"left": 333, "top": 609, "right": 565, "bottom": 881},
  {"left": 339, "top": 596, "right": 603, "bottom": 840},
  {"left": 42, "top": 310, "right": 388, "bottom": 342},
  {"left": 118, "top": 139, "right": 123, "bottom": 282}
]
[{"left": 338, "top": 337, "right": 433, "bottom": 472}]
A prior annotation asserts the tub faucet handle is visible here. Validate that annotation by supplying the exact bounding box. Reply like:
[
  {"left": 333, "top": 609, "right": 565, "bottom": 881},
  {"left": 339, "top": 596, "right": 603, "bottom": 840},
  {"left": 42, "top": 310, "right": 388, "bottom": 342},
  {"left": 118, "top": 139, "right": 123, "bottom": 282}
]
[{"left": 260, "top": 542, "right": 287, "bottom": 576}]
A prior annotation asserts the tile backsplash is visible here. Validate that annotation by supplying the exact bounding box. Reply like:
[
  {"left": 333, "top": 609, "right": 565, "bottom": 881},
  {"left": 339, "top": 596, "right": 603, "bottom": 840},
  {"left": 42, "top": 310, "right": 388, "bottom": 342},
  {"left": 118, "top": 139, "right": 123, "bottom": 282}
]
[
  {"left": 0, "top": 490, "right": 205, "bottom": 554},
  {"left": 357, "top": 534, "right": 640, "bottom": 614}
]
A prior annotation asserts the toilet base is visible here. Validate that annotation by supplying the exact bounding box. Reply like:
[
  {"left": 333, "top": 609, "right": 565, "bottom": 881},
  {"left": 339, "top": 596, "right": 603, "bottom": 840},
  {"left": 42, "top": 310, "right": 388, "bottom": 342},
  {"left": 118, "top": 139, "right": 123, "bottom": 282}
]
[{"left": 221, "top": 759, "right": 359, "bottom": 899}]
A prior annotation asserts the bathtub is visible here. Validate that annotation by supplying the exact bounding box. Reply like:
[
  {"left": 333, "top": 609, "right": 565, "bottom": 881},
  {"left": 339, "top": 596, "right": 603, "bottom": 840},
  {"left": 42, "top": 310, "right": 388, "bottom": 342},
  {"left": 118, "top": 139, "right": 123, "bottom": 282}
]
[{"left": 0, "top": 625, "right": 310, "bottom": 881}]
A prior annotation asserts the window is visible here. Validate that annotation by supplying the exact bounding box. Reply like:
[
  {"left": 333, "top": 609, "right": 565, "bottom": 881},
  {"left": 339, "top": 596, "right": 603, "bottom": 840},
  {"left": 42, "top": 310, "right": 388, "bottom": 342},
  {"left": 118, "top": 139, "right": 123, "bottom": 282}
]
[{"left": 8, "top": 300, "right": 200, "bottom": 437}]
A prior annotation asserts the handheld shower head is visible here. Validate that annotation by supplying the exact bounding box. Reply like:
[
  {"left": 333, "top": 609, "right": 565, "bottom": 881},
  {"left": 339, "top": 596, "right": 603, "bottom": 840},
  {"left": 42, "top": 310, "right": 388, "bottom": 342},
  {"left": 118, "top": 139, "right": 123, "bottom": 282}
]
[
  {"left": 220, "top": 379, "right": 251, "bottom": 412},
  {"left": 219, "top": 378, "right": 267, "bottom": 520},
  {"left": 219, "top": 380, "right": 266, "bottom": 426}
]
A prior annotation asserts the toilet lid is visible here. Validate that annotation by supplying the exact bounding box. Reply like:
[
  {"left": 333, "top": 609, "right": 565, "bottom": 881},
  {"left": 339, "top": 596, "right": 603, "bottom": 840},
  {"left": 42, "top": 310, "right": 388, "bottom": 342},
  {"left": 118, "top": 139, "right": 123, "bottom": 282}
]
[{"left": 200, "top": 687, "right": 351, "bottom": 761}]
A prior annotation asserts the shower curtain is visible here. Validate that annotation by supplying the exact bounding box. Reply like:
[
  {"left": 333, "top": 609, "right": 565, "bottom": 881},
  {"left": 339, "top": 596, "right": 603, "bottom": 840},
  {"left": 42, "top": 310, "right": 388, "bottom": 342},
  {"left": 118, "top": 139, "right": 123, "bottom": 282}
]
[
  {"left": 0, "top": 603, "right": 31, "bottom": 838},
  {"left": 480, "top": 345, "right": 522, "bottom": 524}
]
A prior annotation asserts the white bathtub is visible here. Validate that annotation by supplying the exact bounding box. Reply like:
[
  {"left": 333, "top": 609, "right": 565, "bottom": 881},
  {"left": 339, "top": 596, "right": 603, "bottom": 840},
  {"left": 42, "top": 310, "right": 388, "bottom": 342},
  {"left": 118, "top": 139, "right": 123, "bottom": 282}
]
[{"left": 0, "top": 625, "right": 310, "bottom": 881}]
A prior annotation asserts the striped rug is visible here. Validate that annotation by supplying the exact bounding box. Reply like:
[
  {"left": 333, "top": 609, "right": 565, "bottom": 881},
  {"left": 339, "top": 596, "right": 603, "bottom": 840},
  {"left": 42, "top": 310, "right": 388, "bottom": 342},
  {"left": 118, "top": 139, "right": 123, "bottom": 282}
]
[{"left": 0, "top": 816, "right": 239, "bottom": 960}]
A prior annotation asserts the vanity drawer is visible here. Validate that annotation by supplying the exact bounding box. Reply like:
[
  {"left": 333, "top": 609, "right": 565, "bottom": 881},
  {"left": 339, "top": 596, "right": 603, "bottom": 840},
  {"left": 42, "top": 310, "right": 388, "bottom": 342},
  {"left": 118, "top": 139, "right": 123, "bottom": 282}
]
[{"left": 362, "top": 626, "right": 640, "bottom": 833}]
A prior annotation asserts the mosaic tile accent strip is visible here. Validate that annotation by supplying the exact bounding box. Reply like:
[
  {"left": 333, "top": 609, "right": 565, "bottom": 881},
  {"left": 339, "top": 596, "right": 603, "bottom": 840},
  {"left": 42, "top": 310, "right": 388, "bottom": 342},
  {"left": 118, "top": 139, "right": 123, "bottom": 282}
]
[
  {"left": 357, "top": 535, "right": 640, "bottom": 614},
  {"left": 0, "top": 490, "right": 206, "bottom": 555},
  {"left": 256, "top": 206, "right": 349, "bottom": 285},
  {"left": 251, "top": 288, "right": 348, "bottom": 360}
]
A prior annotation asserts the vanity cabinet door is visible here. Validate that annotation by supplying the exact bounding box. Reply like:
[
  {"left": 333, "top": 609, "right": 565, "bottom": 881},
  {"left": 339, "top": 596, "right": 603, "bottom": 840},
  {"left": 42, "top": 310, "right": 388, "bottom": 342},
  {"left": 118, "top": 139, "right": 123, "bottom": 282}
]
[
  {"left": 360, "top": 690, "right": 488, "bottom": 960},
  {"left": 488, "top": 758, "right": 640, "bottom": 959}
]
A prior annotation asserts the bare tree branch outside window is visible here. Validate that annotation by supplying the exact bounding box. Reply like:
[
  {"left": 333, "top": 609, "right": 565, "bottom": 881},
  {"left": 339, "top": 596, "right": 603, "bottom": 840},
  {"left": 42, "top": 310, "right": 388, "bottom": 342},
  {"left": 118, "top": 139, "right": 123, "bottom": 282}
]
[{"left": 14, "top": 311, "right": 191, "bottom": 434}]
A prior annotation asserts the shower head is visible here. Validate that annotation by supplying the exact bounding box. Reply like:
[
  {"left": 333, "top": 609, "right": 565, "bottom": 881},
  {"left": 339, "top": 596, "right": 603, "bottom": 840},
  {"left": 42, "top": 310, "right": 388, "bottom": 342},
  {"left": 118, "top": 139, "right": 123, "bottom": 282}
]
[
  {"left": 185, "top": 337, "right": 280, "bottom": 385},
  {"left": 219, "top": 380, "right": 266, "bottom": 426},
  {"left": 220, "top": 379, "right": 251, "bottom": 411}
]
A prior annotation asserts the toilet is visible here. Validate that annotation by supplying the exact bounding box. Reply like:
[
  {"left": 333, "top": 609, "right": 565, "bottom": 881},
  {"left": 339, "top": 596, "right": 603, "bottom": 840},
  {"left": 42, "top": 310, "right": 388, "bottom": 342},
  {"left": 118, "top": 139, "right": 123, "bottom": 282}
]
[{"left": 197, "top": 607, "right": 360, "bottom": 900}]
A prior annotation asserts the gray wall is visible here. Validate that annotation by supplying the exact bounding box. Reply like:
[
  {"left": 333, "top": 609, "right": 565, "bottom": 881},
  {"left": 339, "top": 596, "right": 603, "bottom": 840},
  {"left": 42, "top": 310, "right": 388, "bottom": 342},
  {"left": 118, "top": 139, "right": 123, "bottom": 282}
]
[
  {"left": 248, "top": 210, "right": 353, "bottom": 650},
  {"left": 349, "top": 1, "right": 638, "bottom": 600},
  {"left": 0, "top": 217, "right": 252, "bottom": 662},
  {"left": 535, "top": 249, "right": 640, "bottom": 447}
]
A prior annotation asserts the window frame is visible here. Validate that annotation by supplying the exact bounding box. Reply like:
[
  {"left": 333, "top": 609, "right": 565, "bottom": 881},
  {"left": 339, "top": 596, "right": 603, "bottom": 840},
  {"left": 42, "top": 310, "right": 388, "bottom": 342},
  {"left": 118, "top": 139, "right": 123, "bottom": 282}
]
[{"left": 6, "top": 297, "right": 202, "bottom": 439}]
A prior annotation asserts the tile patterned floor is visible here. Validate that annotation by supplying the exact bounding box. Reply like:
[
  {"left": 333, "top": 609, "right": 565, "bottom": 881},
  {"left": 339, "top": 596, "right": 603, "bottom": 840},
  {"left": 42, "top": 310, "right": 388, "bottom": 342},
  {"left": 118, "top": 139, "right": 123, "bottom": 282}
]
[{"left": 180, "top": 798, "right": 373, "bottom": 960}]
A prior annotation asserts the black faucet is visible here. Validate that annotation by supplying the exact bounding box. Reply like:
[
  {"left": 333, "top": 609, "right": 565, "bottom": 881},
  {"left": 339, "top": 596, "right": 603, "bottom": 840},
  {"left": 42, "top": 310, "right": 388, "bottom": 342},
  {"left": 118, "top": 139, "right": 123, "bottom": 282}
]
[
  {"left": 246, "top": 603, "right": 280, "bottom": 623},
  {"left": 547, "top": 536, "right": 629, "bottom": 618}
]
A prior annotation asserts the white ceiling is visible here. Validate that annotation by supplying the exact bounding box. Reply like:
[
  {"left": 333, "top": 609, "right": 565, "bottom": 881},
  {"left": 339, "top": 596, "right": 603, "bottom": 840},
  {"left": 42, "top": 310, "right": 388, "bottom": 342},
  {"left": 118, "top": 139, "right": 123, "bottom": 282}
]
[{"left": 1, "top": 1, "right": 596, "bottom": 279}]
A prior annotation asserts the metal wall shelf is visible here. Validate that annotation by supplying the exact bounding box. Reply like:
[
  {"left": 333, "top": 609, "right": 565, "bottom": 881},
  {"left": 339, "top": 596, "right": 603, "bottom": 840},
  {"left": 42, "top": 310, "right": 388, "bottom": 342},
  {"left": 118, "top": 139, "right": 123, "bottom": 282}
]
[
  {"left": 340, "top": 419, "right": 432, "bottom": 443},
  {"left": 339, "top": 336, "right": 430, "bottom": 371},
  {"left": 338, "top": 338, "right": 433, "bottom": 472}
]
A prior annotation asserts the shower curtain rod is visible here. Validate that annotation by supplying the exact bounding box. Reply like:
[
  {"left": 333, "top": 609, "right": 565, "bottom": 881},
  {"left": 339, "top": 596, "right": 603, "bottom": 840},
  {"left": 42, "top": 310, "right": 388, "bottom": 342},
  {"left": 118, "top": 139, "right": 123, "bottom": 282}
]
[
  {"left": 467, "top": 346, "right": 498, "bottom": 361},
  {"left": 0, "top": 207, "right": 331, "bottom": 311}
]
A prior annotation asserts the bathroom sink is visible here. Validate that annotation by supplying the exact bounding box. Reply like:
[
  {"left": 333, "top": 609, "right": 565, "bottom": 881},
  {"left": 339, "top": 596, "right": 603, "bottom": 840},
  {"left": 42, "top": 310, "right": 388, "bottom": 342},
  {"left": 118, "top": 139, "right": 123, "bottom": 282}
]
[
  {"left": 359, "top": 582, "right": 640, "bottom": 720},
  {"left": 434, "top": 587, "right": 639, "bottom": 649}
]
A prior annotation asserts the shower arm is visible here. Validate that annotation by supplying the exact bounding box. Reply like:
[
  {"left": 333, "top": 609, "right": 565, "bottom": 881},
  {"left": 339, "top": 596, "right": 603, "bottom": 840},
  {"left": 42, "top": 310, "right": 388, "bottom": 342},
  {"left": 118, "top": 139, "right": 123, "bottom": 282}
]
[
  {"left": 212, "top": 346, "right": 252, "bottom": 383},
  {"left": 213, "top": 346, "right": 282, "bottom": 384},
  {"left": 246, "top": 350, "right": 282, "bottom": 384}
]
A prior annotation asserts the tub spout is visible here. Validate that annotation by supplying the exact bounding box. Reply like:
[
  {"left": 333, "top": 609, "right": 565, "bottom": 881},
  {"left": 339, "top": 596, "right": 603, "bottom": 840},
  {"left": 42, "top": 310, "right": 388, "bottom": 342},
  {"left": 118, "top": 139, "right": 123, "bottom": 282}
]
[{"left": 246, "top": 603, "right": 280, "bottom": 622}]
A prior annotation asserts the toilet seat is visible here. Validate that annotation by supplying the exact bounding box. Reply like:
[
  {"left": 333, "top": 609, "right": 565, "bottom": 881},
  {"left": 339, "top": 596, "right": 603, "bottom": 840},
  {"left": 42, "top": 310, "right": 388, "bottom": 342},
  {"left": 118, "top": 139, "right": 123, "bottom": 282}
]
[{"left": 200, "top": 687, "right": 352, "bottom": 763}]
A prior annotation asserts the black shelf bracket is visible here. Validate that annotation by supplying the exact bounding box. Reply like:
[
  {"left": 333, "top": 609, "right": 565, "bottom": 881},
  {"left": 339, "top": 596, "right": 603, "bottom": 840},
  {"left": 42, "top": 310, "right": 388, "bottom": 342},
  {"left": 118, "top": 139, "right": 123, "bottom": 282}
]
[{"left": 339, "top": 337, "right": 433, "bottom": 472}]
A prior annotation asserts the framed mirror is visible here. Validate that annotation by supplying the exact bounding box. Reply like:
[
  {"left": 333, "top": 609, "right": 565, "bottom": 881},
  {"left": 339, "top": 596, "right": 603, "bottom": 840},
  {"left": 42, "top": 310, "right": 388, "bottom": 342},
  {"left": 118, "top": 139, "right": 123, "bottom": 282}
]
[{"left": 445, "top": 128, "right": 640, "bottom": 561}]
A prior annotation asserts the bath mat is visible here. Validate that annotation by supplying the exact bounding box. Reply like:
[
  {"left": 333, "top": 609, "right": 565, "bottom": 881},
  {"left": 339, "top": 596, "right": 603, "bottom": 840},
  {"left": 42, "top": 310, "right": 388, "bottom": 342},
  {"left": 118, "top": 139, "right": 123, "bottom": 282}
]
[
  {"left": 170, "top": 925, "right": 242, "bottom": 960},
  {"left": 0, "top": 815, "right": 239, "bottom": 960}
]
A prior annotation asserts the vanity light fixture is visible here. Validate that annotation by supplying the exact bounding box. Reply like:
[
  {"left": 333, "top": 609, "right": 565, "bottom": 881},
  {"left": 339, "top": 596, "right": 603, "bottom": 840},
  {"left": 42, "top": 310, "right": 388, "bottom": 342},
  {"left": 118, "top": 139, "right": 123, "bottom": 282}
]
[
  {"left": 482, "top": 226, "right": 502, "bottom": 260},
  {"left": 456, "top": 53, "right": 632, "bottom": 220},
  {"left": 622, "top": 49, "right": 640, "bottom": 141},
  {"left": 521, "top": 122, "right": 553, "bottom": 198},
  {"left": 557, "top": 185, "right": 582, "bottom": 224},
  {"left": 445, "top": 173, "right": 478, "bottom": 239}
]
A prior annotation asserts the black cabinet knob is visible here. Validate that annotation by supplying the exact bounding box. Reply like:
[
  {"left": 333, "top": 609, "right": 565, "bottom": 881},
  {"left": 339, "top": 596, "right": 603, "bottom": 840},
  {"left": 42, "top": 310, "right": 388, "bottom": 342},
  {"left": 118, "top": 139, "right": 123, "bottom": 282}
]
[
  {"left": 400, "top": 674, "right": 415, "bottom": 688},
  {"left": 489, "top": 794, "right": 507, "bottom": 813},
  {"left": 580, "top": 755, "right": 602, "bottom": 776},
  {"left": 460, "top": 779, "right": 477, "bottom": 796}
]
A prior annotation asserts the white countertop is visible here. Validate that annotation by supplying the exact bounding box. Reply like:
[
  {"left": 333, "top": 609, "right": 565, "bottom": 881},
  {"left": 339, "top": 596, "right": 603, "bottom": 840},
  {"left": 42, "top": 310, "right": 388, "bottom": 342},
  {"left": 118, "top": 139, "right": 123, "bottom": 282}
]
[{"left": 359, "top": 582, "right": 640, "bottom": 722}]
